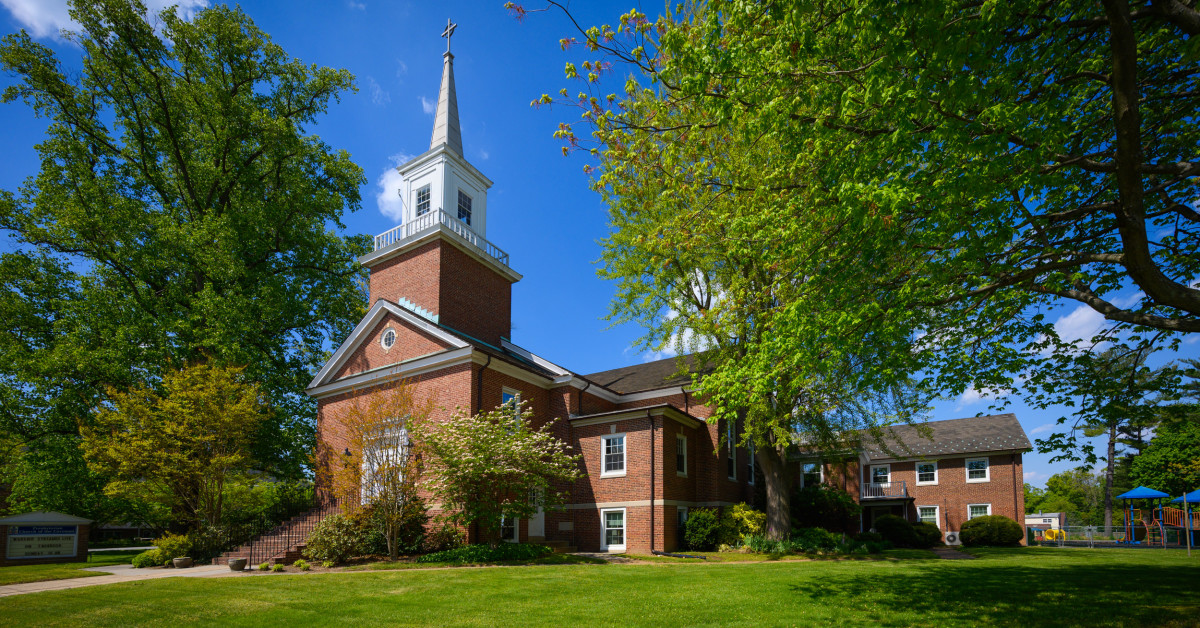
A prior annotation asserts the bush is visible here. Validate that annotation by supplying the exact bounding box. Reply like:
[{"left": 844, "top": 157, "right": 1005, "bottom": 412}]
[
  {"left": 131, "top": 549, "right": 165, "bottom": 568},
  {"left": 258, "top": 562, "right": 270, "bottom": 571},
  {"left": 960, "top": 515, "right": 1023, "bottom": 546},
  {"left": 855, "top": 531, "right": 884, "bottom": 543},
  {"left": 911, "top": 522, "right": 944, "bottom": 548},
  {"left": 293, "top": 559, "right": 310, "bottom": 571},
  {"left": 302, "top": 514, "right": 368, "bottom": 563},
  {"left": 416, "top": 543, "right": 552, "bottom": 564},
  {"left": 354, "top": 498, "right": 430, "bottom": 557},
  {"left": 873, "top": 514, "right": 918, "bottom": 548},
  {"left": 152, "top": 533, "right": 192, "bottom": 560},
  {"left": 321, "top": 560, "right": 335, "bottom": 569},
  {"left": 682, "top": 507, "right": 722, "bottom": 551},
  {"left": 791, "top": 527, "right": 840, "bottom": 552},
  {"left": 271, "top": 563, "right": 285, "bottom": 572},
  {"left": 791, "top": 484, "right": 862, "bottom": 533},
  {"left": 718, "top": 503, "right": 766, "bottom": 547},
  {"left": 422, "top": 522, "right": 465, "bottom": 554}
]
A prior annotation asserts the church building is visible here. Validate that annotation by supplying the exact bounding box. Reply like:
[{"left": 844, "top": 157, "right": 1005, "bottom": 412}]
[{"left": 307, "top": 27, "right": 1028, "bottom": 553}]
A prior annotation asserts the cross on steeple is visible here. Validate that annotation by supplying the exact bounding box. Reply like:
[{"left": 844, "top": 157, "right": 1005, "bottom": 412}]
[{"left": 441, "top": 18, "right": 457, "bottom": 54}]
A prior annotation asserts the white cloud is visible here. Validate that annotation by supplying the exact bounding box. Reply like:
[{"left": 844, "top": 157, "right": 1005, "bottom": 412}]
[
  {"left": 366, "top": 76, "right": 389, "bottom": 106},
  {"left": 1, "top": 0, "right": 207, "bottom": 40},
  {"left": 420, "top": 95, "right": 435, "bottom": 115},
  {"left": 346, "top": 0, "right": 366, "bottom": 9},
  {"left": 954, "top": 384, "right": 1009, "bottom": 411},
  {"left": 374, "top": 153, "right": 414, "bottom": 222},
  {"left": 479, "top": 149, "right": 489, "bottom": 160},
  {"left": 1030, "top": 423, "right": 1055, "bottom": 435},
  {"left": 395, "top": 59, "right": 408, "bottom": 78},
  {"left": 1024, "top": 470, "right": 1042, "bottom": 482},
  {"left": 1053, "top": 304, "right": 1106, "bottom": 346}
]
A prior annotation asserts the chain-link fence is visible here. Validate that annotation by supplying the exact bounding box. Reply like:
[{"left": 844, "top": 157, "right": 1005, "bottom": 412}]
[{"left": 1031, "top": 524, "right": 1196, "bottom": 548}]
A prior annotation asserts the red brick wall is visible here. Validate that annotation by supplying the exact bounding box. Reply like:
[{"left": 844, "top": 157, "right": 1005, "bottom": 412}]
[
  {"left": 333, "top": 314, "right": 454, "bottom": 380},
  {"left": 366, "top": 238, "right": 514, "bottom": 346}
]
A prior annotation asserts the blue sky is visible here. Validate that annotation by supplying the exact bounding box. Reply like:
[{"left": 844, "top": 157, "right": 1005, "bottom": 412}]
[{"left": 1, "top": 0, "right": 1196, "bottom": 488}]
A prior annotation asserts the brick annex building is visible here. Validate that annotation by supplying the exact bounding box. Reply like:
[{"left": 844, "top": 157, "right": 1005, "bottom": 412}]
[{"left": 308, "top": 41, "right": 1031, "bottom": 553}]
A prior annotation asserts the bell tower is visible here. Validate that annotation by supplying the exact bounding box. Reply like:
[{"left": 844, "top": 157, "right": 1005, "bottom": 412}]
[{"left": 358, "top": 20, "right": 520, "bottom": 346}]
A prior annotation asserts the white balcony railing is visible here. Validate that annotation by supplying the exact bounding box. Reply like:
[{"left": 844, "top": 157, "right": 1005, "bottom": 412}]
[
  {"left": 862, "top": 481, "right": 908, "bottom": 499},
  {"left": 372, "top": 209, "right": 509, "bottom": 267}
]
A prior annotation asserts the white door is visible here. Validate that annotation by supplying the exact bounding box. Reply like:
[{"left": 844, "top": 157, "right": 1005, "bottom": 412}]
[{"left": 529, "top": 489, "right": 545, "bottom": 537}]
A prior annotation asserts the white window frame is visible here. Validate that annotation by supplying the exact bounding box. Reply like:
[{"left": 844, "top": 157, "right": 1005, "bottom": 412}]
[
  {"left": 457, "top": 189, "right": 472, "bottom": 225},
  {"left": 677, "top": 506, "right": 688, "bottom": 529},
  {"left": 600, "top": 508, "right": 626, "bottom": 551},
  {"left": 917, "top": 505, "right": 940, "bottom": 528},
  {"left": 747, "top": 441, "right": 755, "bottom": 485},
  {"left": 726, "top": 421, "right": 737, "bottom": 481},
  {"left": 601, "top": 433, "right": 626, "bottom": 477},
  {"left": 965, "top": 457, "right": 990, "bottom": 483},
  {"left": 499, "top": 516, "right": 519, "bottom": 543},
  {"left": 416, "top": 185, "right": 431, "bottom": 216},
  {"left": 360, "top": 420, "right": 409, "bottom": 502},
  {"left": 968, "top": 503, "right": 992, "bottom": 520},
  {"left": 380, "top": 327, "right": 397, "bottom": 350},
  {"left": 916, "top": 460, "right": 939, "bottom": 486},
  {"left": 675, "top": 434, "right": 688, "bottom": 477},
  {"left": 801, "top": 462, "right": 824, "bottom": 488},
  {"left": 870, "top": 464, "right": 891, "bottom": 485}
]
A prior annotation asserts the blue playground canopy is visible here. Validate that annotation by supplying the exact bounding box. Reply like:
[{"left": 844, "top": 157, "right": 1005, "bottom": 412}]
[
  {"left": 1117, "top": 486, "right": 1170, "bottom": 499},
  {"left": 1170, "top": 490, "right": 1200, "bottom": 504}
]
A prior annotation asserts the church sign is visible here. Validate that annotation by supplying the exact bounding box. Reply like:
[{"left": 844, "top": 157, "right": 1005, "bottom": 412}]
[
  {"left": 6, "top": 525, "right": 79, "bottom": 560},
  {"left": 0, "top": 511, "right": 91, "bottom": 566}
]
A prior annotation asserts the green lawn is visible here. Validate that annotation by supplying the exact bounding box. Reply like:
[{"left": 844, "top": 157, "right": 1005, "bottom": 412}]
[
  {"left": 1, "top": 547, "right": 1197, "bottom": 626},
  {"left": 0, "top": 549, "right": 142, "bottom": 586}
]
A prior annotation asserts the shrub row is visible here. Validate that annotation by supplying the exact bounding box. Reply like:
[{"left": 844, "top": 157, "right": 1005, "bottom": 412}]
[
  {"left": 416, "top": 543, "right": 552, "bottom": 564},
  {"left": 303, "top": 512, "right": 464, "bottom": 564}
]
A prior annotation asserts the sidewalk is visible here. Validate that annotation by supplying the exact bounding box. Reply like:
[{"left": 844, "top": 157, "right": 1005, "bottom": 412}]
[{"left": 0, "top": 563, "right": 249, "bottom": 598}]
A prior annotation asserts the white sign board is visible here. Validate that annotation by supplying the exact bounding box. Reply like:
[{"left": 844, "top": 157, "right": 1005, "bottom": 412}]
[{"left": 6, "top": 525, "right": 78, "bottom": 560}]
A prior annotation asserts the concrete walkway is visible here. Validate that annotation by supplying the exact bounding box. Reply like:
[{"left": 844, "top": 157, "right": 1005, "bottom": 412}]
[
  {"left": 0, "top": 563, "right": 250, "bottom": 598},
  {"left": 931, "top": 546, "right": 976, "bottom": 560}
]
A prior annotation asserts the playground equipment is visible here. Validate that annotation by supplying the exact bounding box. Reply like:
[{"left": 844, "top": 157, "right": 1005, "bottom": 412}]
[{"left": 1116, "top": 486, "right": 1199, "bottom": 548}]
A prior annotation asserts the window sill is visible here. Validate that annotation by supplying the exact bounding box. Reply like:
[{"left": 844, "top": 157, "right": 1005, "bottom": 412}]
[
  {"left": 602, "top": 546, "right": 626, "bottom": 552},
  {"left": 916, "top": 481, "right": 938, "bottom": 486},
  {"left": 601, "top": 472, "right": 627, "bottom": 478},
  {"left": 966, "top": 478, "right": 989, "bottom": 484},
  {"left": 676, "top": 472, "right": 687, "bottom": 478}
]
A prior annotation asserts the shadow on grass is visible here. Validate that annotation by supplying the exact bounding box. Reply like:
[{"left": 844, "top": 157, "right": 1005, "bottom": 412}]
[{"left": 786, "top": 552, "right": 1200, "bottom": 626}]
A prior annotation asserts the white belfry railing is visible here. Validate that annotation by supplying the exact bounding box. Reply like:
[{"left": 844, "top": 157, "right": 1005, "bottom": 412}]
[{"left": 372, "top": 210, "right": 509, "bottom": 267}]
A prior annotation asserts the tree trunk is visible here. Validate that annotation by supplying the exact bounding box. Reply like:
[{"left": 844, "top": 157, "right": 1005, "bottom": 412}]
[
  {"left": 758, "top": 444, "right": 792, "bottom": 540},
  {"left": 1104, "top": 423, "right": 1117, "bottom": 535}
]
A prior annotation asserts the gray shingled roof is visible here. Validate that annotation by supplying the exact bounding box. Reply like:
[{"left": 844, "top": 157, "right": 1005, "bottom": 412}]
[
  {"left": 862, "top": 414, "right": 1031, "bottom": 460},
  {"left": 581, "top": 354, "right": 711, "bottom": 395}
]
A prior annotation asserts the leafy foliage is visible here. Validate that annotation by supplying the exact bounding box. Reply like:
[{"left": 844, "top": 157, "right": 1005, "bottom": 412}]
[
  {"left": 301, "top": 514, "right": 368, "bottom": 564},
  {"left": 415, "top": 543, "right": 552, "bottom": 565},
  {"left": 682, "top": 507, "right": 722, "bottom": 551},
  {"left": 911, "top": 523, "right": 944, "bottom": 549},
  {"left": 873, "top": 515, "right": 917, "bottom": 548},
  {"left": 152, "top": 533, "right": 192, "bottom": 561},
  {"left": 961, "top": 515, "right": 1025, "bottom": 547},
  {"left": 421, "top": 522, "right": 466, "bottom": 554},
  {"left": 790, "top": 484, "right": 863, "bottom": 534},
  {"left": 131, "top": 549, "right": 165, "bottom": 568},
  {"left": 1130, "top": 410, "right": 1200, "bottom": 496},
  {"left": 717, "top": 503, "right": 765, "bottom": 547},
  {"left": 414, "top": 400, "right": 581, "bottom": 547},
  {"left": 0, "top": 0, "right": 368, "bottom": 512},
  {"left": 80, "top": 364, "right": 266, "bottom": 529}
]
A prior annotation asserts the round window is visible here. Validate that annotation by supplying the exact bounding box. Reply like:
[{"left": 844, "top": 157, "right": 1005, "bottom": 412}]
[{"left": 381, "top": 328, "right": 397, "bottom": 350}]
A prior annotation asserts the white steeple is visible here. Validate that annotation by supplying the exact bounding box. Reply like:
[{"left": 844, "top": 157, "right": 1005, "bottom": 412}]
[{"left": 430, "top": 19, "right": 462, "bottom": 156}]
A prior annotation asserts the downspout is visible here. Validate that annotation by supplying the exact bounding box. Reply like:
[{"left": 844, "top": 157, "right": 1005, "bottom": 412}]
[
  {"left": 683, "top": 389, "right": 690, "bottom": 414},
  {"left": 1012, "top": 452, "right": 1020, "bottom": 524},
  {"left": 572, "top": 379, "right": 590, "bottom": 550},
  {"left": 649, "top": 410, "right": 656, "bottom": 554}
]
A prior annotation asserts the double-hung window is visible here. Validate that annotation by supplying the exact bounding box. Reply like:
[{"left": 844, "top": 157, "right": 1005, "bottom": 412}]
[
  {"left": 968, "top": 504, "right": 991, "bottom": 519},
  {"left": 501, "top": 387, "right": 521, "bottom": 427},
  {"left": 457, "top": 190, "right": 472, "bottom": 225},
  {"left": 675, "top": 434, "right": 687, "bottom": 477},
  {"left": 870, "top": 464, "right": 890, "bottom": 485},
  {"left": 416, "top": 185, "right": 431, "bottom": 216},
  {"left": 500, "top": 516, "right": 518, "bottom": 543},
  {"left": 601, "top": 508, "right": 626, "bottom": 551},
  {"left": 918, "top": 506, "right": 939, "bottom": 528},
  {"left": 966, "top": 457, "right": 989, "bottom": 482},
  {"left": 802, "top": 462, "right": 822, "bottom": 488},
  {"left": 916, "top": 461, "right": 938, "bottom": 485},
  {"left": 602, "top": 433, "right": 626, "bottom": 477}
]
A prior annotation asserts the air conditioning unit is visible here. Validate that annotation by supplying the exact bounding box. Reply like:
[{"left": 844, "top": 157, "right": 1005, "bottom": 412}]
[{"left": 944, "top": 531, "right": 962, "bottom": 546}]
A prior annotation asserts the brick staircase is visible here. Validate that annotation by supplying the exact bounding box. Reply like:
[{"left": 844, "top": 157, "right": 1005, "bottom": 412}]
[
  {"left": 214, "top": 502, "right": 339, "bottom": 567},
  {"left": 529, "top": 536, "right": 576, "bottom": 554}
]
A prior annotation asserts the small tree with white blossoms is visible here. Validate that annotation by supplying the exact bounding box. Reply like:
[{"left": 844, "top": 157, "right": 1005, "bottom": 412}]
[{"left": 415, "top": 400, "right": 582, "bottom": 547}]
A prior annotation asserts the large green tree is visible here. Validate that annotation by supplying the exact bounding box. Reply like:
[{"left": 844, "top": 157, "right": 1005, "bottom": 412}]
[
  {"left": 519, "top": 0, "right": 1199, "bottom": 534},
  {"left": 1131, "top": 406, "right": 1200, "bottom": 497},
  {"left": 0, "top": 0, "right": 367, "bottom": 512}
]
